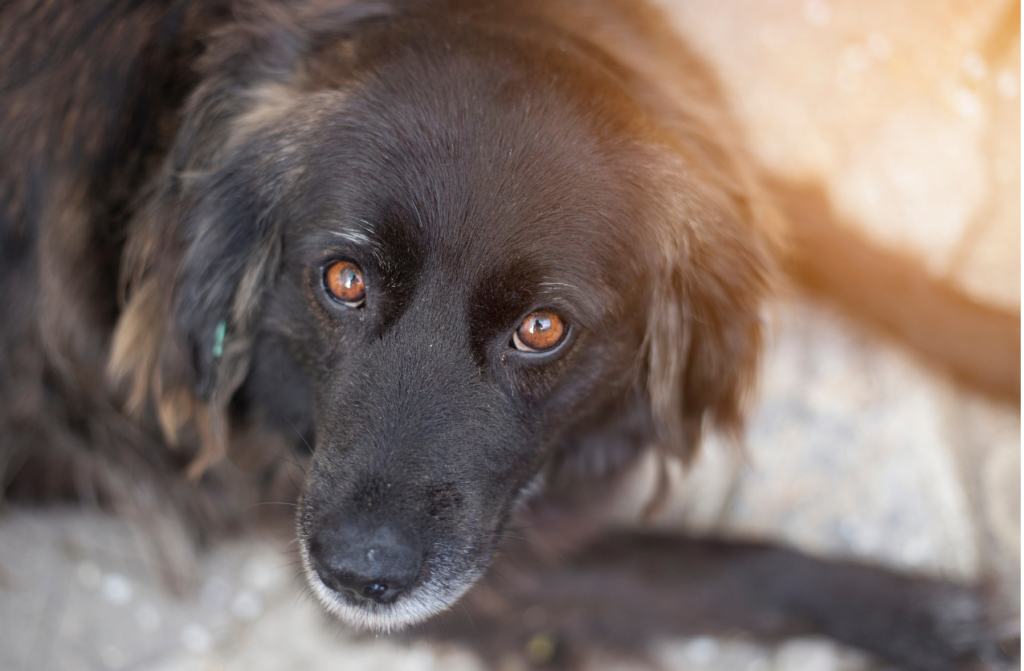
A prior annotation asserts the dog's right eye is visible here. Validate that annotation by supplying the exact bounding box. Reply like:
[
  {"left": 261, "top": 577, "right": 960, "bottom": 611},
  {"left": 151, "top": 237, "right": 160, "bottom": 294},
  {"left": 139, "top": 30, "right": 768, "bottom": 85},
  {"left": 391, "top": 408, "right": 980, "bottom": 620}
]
[
  {"left": 324, "top": 260, "right": 366, "bottom": 307},
  {"left": 513, "top": 311, "right": 566, "bottom": 353}
]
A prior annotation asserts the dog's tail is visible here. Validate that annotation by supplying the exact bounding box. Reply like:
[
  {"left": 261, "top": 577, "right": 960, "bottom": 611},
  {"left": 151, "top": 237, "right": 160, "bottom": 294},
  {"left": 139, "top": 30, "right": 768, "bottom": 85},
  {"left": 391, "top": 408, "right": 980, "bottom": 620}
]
[{"left": 766, "top": 177, "right": 1020, "bottom": 401}]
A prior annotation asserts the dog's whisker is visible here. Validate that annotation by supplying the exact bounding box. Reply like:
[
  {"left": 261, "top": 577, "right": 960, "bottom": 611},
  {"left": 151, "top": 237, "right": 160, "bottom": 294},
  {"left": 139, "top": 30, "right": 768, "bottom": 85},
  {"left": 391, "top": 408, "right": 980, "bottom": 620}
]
[
  {"left": 270, "top": 449, "right": 307, "bottom": 474},
  {"left": 432, "top": 614, "right": 448, "bottom": 649},
  {"left": 275, "top": 413, "right": 314, "bottom": 458},
  {"left": 487, "top": 533, "right": 576, "bottom": 570},
  {"left": 457, "top": 601, "right": 477, "bottom": 634},
  {"left": 245, "top": 501, "right": 298, "bottom": 509}
]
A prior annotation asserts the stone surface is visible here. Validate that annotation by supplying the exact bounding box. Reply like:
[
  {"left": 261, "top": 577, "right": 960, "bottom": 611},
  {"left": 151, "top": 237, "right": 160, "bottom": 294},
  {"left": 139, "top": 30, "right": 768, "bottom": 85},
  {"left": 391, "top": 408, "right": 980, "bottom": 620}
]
[
  {"left": 653, "top": 0, "right": 1021, "bottom": 307},
  {"left": 724, "top": 303, "right": 981, "bottom": 579}
]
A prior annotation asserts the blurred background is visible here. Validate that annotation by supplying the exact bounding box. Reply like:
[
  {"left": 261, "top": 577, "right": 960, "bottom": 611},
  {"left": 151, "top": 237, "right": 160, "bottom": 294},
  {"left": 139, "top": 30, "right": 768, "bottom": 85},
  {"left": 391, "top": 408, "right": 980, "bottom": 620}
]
[{"left": 0, "top": 0, "right": 1019, "bottom": 669}]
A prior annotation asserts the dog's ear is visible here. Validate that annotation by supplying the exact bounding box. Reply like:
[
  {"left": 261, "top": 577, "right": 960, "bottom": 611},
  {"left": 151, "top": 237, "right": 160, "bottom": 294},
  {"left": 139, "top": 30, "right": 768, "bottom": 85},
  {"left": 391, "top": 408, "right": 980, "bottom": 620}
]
[
  {"left": 109, "top": 102, "right": 290, "bottom": 477},
  {"left": 643, "top": 156, "right": 780, "bottom": 465},
  {"left": 108, "top": 3, "right": 395, "bottom": 478}
]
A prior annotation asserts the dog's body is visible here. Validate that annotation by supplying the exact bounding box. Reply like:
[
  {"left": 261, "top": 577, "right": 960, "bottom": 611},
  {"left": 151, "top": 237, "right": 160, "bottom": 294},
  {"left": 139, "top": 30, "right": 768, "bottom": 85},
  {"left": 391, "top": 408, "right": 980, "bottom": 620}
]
[{"left": 0, "top": 0, "right": 1018, "bottom": 669}]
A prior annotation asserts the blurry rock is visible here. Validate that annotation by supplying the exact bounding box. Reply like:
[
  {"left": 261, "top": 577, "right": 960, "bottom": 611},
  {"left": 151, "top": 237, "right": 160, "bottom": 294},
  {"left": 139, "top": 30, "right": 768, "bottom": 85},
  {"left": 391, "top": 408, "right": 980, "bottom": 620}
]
[
  {"left": 722, "top": 302, "right": 980, "bottom": 580},
  {"left": 774, "top": 637, "right": 872, "bottom": 671}
]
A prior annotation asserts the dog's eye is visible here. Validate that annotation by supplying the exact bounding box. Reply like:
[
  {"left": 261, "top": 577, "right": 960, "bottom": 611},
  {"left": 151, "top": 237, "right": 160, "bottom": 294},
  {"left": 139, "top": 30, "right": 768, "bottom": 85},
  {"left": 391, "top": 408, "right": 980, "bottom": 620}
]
[
  {"left": 513, "top": 311, "right": 566, "bottom": 353},
  {"left": 324, "top": 261, "right": 366, "bottom": 307}
]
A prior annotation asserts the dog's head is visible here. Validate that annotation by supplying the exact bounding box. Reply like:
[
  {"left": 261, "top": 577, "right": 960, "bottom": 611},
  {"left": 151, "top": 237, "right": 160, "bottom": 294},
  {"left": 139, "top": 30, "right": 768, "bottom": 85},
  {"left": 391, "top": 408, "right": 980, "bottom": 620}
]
[{"left": 110, "top": 3, "right": 776, "bottom": 630}]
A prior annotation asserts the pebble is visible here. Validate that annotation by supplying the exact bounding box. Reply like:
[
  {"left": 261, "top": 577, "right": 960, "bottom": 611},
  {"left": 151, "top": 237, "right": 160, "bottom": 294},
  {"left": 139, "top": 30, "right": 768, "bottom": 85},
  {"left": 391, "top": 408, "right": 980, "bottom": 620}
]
[
  {"left": 996, "top": 70, "right": 1019, "bottom": 99},
  {"left": 961, "top": 52, "right": 988, "bottom": 82},
  {"left": 101, "top": 573, "right": 133, "bottom": 605},
  {"left": 801, "top": 0, "right": 832, "bottom": 26},
  {"left": 181, "top": 622, "right": 214, "bottom": 653},
  {"left": 135, "top": 603, "right": 162, "bottom": 632},
  {"left": 99, "top": 645, "right": 125, "bottom": 670},
  {"left": 230, "top": 589, "right": 264, "bottom": 622},
  {"left": 199, "top": 575, "right": 233, "bottom": 610},
  {"left": 75, "top": 560, "right": 101, "bottom": 589},
  {"left": 775, "top": 639, "right": 840, "bottom": 671},
  {"left": 240, "top": 556, "right": 282, "bottom": 592},
  {"left": 866, "top": 32, "right": 891, "bottom": 60},
  {"left": 951, "top": 88, "right": 984, "bottom": 120},
  {"left": 684, "top": 637, "right": 720, "bottom": 665}
]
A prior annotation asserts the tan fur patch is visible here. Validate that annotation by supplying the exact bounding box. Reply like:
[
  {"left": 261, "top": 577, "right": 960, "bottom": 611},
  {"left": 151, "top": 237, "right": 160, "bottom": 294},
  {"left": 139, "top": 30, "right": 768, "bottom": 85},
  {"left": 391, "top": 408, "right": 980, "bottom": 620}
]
[
  {"left": 228, "top": 82, "right": 309, "bottom": 148},
  {"left": 188, "top": 404, "right": 228, "bottom": 482},
  {"left": 155, "top": 386, "right": 197, "bottom": 448},
  {"left": 108, "top": 279, "right": 206, "bottom": 452},
  {"left": 108, "top": 278, "right": 165, "bottom": 416},
  {"left": 232, "top": 235, "right": 282, "bottom": 330}
]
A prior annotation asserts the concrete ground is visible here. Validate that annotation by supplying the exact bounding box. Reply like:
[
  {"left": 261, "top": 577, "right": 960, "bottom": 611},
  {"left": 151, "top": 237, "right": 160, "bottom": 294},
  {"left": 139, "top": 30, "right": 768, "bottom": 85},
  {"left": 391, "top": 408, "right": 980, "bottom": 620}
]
[{"left": 0, "top": 0, "right": 1019, "bottom": 670}]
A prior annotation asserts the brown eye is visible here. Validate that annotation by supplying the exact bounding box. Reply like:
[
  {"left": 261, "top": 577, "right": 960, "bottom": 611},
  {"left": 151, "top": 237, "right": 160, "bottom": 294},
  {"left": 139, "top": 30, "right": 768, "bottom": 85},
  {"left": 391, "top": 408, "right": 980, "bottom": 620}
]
[
  {"left": 513, "top": 311, "right": 566, "bottom": 353},
  {"left": 325, "top": 260, "right": 366, "bottom": 306}
]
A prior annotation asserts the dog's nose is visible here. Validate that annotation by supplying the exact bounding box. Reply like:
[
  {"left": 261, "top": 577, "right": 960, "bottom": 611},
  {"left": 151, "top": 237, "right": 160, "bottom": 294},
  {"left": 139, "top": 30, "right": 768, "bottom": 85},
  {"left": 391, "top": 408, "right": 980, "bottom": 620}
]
[{"left": 307, "top": 523, "right": 421, "bottom": 604}]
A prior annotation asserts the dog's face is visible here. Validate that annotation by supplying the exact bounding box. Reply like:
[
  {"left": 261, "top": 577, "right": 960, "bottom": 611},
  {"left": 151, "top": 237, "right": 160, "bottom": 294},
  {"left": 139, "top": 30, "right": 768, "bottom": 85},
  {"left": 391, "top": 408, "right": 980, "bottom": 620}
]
[
  {"left": 114, "top": 7, "right": 773, "bottom": 631},
  {"left": 276, "top": 27, "right": 653, "bottom": 630}
]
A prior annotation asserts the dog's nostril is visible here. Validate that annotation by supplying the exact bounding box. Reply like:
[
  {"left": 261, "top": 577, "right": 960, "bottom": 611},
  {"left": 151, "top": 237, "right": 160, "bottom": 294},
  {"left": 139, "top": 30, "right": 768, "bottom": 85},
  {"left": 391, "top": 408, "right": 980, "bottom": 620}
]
[
  {"left": 313, "top": 567, "right": 397, "bottom": 603},
  {"left": 363, "top": 582, "right": 388, "bottom": 599},
  {"left": 308, "top": 523, "right": 422, "bottom": 605}
]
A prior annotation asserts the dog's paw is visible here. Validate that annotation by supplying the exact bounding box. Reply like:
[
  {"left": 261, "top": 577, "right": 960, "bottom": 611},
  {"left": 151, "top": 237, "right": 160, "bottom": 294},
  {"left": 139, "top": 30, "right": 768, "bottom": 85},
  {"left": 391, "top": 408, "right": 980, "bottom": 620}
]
[
  {"left": 937, "top": 590, "right": 1019, "bottom": 671},
  {"left": 880, "top": 585, "right": 1019, "bottom": 671}
]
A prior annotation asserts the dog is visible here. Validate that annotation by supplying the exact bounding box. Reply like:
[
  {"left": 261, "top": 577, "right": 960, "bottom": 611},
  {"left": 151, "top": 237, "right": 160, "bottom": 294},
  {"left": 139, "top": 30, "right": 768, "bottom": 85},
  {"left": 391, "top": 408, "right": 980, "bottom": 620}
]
[{"left": 0, "top": 0, "right": 1018, "bottom": 669}]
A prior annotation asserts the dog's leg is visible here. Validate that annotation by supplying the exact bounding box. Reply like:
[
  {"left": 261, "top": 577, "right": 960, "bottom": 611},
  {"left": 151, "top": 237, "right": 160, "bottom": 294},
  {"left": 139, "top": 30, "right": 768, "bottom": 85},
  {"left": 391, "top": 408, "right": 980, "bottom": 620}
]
[
  {"left": 768, "top": 177, "right": 1020, "bottom": 401},
  {"left": 435, "top": 532, "right": 1017, "bottom": 671}
]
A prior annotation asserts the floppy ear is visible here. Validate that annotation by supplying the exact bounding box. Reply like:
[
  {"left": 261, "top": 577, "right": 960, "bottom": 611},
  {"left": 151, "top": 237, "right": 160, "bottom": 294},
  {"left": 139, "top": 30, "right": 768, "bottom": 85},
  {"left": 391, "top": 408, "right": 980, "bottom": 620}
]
[
  {"left": 109, "top": 1, "right": 400, "bottom": 478},
  {"left": 644, "top": 158, "right": 780, "bottom": 466},
  {"left": 109, "top": 114, "right": 288, "bottom": 479},
  {"left": 108, "top": 6, "right": 308, "bottom": 479}
]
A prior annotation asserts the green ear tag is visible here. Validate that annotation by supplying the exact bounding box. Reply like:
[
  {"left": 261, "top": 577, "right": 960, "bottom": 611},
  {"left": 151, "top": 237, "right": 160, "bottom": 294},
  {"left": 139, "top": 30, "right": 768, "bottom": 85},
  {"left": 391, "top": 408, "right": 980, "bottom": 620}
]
[{"left": 212, "top": 319, "right": 226, "bottom": 359}]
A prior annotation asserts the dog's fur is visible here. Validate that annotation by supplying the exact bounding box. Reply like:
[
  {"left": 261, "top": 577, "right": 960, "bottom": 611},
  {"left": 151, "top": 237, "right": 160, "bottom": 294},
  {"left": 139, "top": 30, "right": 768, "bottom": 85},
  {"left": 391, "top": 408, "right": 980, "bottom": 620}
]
[{"left": 0, "top": 0, "right": 1018, "bottom": 669}]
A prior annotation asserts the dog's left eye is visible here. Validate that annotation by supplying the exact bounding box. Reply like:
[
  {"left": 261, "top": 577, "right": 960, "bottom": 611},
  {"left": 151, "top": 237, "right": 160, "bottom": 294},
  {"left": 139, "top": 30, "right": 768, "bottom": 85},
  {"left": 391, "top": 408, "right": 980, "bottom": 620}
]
[
  {"left": 324, "top": 260, "right": 366, "bottom": 307},
  {"left": 512, "top": 311, "right": 566, "bottom": 353}
]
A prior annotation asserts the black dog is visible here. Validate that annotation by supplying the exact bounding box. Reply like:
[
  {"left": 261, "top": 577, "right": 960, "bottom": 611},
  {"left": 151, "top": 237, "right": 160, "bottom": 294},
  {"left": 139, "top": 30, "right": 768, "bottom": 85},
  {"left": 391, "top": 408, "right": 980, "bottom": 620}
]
[{"left": 0, "top": 0, "right": 1018, "bottom": 669}]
